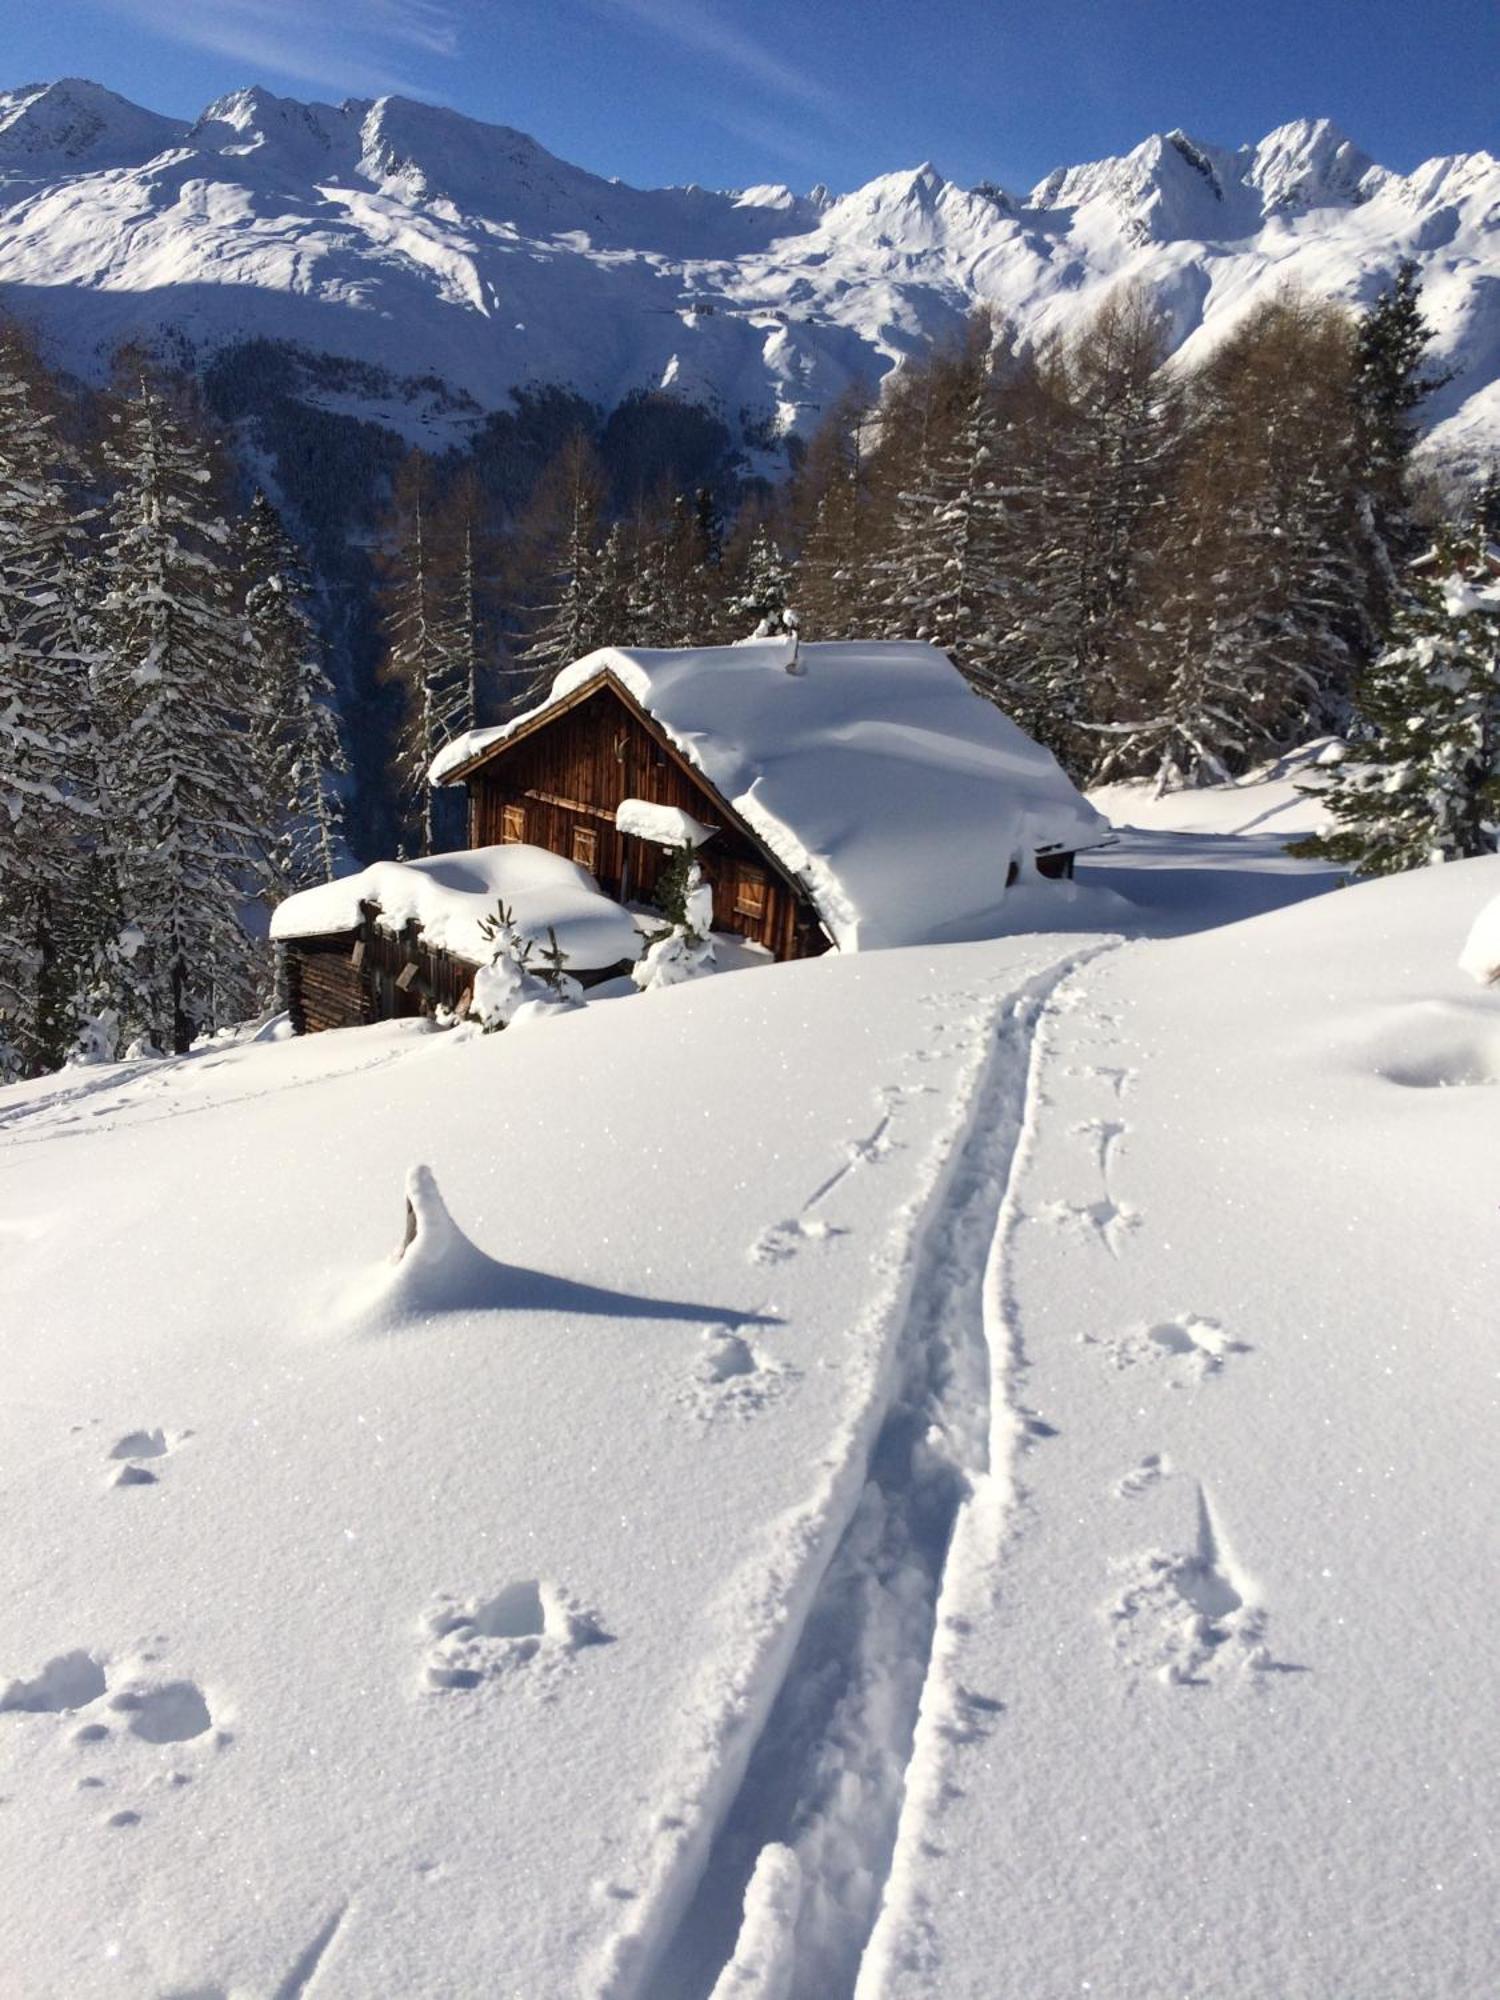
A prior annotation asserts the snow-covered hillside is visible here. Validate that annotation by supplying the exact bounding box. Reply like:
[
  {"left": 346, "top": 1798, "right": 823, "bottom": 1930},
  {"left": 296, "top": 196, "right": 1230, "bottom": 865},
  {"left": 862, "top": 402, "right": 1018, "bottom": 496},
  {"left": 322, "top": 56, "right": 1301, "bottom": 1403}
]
[
  {"left": 2, "top": 782, "right": 1496, "bottom": 1996},
  {"left": 1, "top": 78, "right": 1498, "bottom": 464}
]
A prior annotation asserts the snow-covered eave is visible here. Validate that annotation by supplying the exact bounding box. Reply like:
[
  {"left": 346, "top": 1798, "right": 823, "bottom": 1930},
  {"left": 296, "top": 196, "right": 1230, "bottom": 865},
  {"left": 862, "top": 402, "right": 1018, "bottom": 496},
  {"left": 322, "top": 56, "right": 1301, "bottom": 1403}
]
[{"left": 270, "top": 892, "right": 484, "bottom": 962}]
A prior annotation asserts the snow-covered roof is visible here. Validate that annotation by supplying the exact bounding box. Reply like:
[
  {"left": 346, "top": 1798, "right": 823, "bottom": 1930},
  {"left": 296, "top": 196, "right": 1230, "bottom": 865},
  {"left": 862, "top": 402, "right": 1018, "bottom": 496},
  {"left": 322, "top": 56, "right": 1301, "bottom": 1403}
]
[
  {"left": 269, "top": 843, "right": 640, "bottom": 971},
  {"left": 432, "top": 641, "right": 1108, "bottom": 952},
  {"left": 615, "top": 797, "right": 714, "bottom": 848}
]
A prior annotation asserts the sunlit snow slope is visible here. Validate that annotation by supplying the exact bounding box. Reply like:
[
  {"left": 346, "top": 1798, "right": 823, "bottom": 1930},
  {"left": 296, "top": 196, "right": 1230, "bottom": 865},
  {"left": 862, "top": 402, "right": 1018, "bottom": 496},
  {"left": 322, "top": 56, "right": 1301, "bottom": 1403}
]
[
  {"left": 2, "top": 798, "right": 1497, "bottom": 1998},
  {"left": 1, "top": 78, "right": 1497, "bottom": 463}
]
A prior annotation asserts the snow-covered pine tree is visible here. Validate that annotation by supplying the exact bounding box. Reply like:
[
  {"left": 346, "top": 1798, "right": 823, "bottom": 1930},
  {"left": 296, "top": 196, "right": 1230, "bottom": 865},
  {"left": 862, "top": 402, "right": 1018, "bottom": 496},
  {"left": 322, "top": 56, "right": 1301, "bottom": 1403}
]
[
  {"left": 94, "top": 361, "right": 270, "bottom": 1054},
  {"left": 723, "top": 524, "right": 794, "bottom": 637},
  {"left": 0, "top": 323, "right": 99, "bottom": 1077},
  {"left": 378, "top": 451, "right": 467, "bottom": 853},
  {"left": 1292, "top": 511, "right": 1500, "bottom": 874},
  {"left": 1351, "top": 259, "right": 1450, "bottom": 627},
  {"left": 630, "top": 489, "right": 720, "bottom": 647},
  {"left": 513, "top": 433, "right": 612, "bottom": 696},
  {"left": 243, "top": 491, "right": 346, "bottom": 895},
  {"left": 867, "top": 326, "right": 976, "bottom": 647},
  {"left": 430, "top": 470, "right": 491, "bottom": 739}
]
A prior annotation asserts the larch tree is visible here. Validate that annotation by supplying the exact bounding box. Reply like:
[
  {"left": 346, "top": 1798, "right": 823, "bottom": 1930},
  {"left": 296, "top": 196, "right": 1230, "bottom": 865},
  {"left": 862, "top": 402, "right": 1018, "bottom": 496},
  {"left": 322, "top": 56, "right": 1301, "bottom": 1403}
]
[
  {"left": 1022, "top": 288, "right": 1176, "bottom": 775},
  {"left": 790, "top": 385, "right": 877, "bottom": 641},
  {"left": 1096, "top": 293, "right": 1365, "bottom": 790}
]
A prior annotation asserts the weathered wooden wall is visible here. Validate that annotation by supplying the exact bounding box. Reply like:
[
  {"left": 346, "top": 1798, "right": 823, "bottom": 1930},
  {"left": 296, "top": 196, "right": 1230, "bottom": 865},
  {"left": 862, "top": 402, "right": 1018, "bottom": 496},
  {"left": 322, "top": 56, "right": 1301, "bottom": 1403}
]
[
  {"left": 466, "top": 680, "right": 830, "bottom": 961},
  {"left": 283, "top": 903, "right": 631, "bottom": 1035}
]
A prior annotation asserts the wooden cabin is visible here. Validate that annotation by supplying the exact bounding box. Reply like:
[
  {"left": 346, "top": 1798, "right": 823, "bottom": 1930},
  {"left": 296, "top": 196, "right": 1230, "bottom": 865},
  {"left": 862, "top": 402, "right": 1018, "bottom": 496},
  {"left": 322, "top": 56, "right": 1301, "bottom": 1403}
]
[
  {"left": 439, "top": 669, "right": 831, "bottom": 961},
  {"left": 432, "top": 639, "right": 1106, "bottom": 962},
  {"left": 276, "top": 638, "right": 1108, "bottom": 1034}
]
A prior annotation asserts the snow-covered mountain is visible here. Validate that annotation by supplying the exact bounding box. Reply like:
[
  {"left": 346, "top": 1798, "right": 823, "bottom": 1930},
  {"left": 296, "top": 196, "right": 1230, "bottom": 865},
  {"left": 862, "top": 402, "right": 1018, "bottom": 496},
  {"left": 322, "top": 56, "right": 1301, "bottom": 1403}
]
[{"left": 2, "top": 76, "right": 1498, "bottom": 467}]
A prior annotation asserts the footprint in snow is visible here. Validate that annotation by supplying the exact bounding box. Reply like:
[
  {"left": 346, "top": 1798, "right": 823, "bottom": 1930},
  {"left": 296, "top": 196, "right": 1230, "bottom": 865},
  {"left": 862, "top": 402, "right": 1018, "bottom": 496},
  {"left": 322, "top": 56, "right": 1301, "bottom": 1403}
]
[
  {"left": 681, "top": 1328, "right": 799, "bottom": 1425},
  {"left": 1038, "top": 1196, "right": 1142, "bottom": 1258},
  {"left": 106, "top": 1427, "right": 187, "bottom": 1488},
  {"left": 1, "top": 1642, "right": 223, "bottom": 1828},
  {"left": 1082, "top": 1313, "right": 1249, "bottom": 1381},
  {"left": 1066, "top": 1063, "right": 1137, "bottom": 1100},
  {"left": 421, "top": 1580, "right": 611, "bottom": 1699},
  {"left": 1106, "top": 1486, "right": 1299, "bottom": 1687},
  {"left": 750, "top": 1216, "right": 847, "bottom": 1266}
]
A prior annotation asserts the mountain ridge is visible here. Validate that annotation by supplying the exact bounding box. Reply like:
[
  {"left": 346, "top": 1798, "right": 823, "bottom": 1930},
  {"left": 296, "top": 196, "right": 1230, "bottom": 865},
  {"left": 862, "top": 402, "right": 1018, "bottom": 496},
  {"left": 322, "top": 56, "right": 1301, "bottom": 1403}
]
[{"left": 1, "top": 78, "right": 1497, "bottom": 472}]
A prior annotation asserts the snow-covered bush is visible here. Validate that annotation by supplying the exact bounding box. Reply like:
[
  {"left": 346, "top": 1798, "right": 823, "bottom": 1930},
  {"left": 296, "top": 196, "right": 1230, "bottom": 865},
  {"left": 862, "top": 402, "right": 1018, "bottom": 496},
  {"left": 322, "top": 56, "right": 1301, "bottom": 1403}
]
[
  {"left": 470, "top": 900, "right": 581, "bottom": 1031},
  {"left": 633, "top": 844, "right": 716, "bottom": 993}
]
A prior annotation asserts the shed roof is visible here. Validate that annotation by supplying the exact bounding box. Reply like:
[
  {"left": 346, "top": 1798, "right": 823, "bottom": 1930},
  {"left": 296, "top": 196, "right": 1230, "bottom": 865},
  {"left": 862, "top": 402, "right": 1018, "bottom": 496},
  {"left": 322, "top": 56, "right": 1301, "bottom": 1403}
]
[
  {"left": 269, "top": 843, "right": 641, "bottom": 971},
  {"left": 431, "top": 640, "right": 1107, "bottom": 951}
]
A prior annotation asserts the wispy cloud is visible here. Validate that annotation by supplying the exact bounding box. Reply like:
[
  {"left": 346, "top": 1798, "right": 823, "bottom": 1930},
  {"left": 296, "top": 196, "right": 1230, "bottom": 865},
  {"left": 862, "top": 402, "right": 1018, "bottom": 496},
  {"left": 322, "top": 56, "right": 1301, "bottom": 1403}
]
[
  {"left": 96, "top": 0, "right": 460, "bottom": 100},
  {"left": 602, "top": 0, "right": 840, "bottom": 114},
  {"left": 707, "top": 107, "right": 835, "bottom": 176}
]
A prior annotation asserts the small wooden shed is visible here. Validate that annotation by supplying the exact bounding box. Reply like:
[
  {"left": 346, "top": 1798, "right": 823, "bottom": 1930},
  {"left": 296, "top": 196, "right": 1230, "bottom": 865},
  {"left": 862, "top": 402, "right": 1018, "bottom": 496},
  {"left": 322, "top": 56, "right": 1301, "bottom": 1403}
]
[{"left": 271, "top": 846, "right": 642, "bottom": 1035}]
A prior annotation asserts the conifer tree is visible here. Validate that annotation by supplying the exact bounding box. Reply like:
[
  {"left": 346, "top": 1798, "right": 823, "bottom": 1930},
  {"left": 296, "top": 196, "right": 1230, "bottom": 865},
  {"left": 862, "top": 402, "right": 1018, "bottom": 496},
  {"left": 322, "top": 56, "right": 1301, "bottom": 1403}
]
[
  {"left": 378, "top": 450, "right": 466, "bottom": 853},
  {"left": 243, "top": 492, "right": 346, "bottom": 894},
  {"left": 1293, "top": 512, "right": 1500, "bottom": 874},
  {"left": 0, "top": 322, "right": 96, "bottom": 1076},
  {"left": 94, "top": 362, "right": 269, "bottom": 1054},
  {"left": 513, "top": 433, "right": 611, "bottom": 696},
  {"left": 430, "top": 469, "right": 492, "bottom": 737},
  {"left": 723, "top": 524, "right": 794, "bottom": 636},
  {"left": 1352, "top": 259, "right": 1449, "bottom": 613},
  {"left": 1097, "top": 294, "right": 1364, "bottom": 788}
]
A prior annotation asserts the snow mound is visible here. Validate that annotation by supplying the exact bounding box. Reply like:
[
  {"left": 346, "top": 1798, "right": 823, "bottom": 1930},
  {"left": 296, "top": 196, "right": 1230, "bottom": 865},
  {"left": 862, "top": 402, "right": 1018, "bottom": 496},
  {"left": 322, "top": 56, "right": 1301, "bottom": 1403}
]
[
  {"left": 1459, "top": 889, "right": 1500, "bottom": 986},
  {"left": 1353, "top": 998, "right": 1500, "bottom": 1089},
  {"left": 269, "top": 842, "right": 638, "bottom": 971},
  {"left": 436, "top": 642, "right": 1106, "bottom": 952}
]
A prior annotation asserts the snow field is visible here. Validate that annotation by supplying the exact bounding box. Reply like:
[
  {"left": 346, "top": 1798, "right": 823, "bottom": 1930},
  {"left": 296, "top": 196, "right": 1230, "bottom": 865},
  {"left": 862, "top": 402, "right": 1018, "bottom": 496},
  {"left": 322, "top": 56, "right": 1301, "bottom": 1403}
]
[
  {"left": 2, "top": 796, "right": 1497, "bottom": 1997},
  {"left": 860, "top": 855, "right": 1500, "bottom": 1999},
  {"left": 0, "top": 932, "right": 1088, "bottom": 1998}
]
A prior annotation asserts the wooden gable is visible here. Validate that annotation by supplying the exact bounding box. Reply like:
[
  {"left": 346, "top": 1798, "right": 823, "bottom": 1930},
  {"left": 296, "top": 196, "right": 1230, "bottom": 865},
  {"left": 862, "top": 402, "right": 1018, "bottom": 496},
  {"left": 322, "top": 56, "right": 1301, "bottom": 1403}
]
[{"left": 451, "top": 673, "right": 830, "bottom": 961}]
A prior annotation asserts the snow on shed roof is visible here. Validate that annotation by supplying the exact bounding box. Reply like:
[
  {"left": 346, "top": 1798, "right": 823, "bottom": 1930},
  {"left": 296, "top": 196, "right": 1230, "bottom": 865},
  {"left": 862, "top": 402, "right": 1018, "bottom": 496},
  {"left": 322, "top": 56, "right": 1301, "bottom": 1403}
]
[
  {"left": 269, "top": 843, "right": 641, "bottom": 971},
  {"left": 431, "top": 640, "right": 1108, "bottom": 951}
]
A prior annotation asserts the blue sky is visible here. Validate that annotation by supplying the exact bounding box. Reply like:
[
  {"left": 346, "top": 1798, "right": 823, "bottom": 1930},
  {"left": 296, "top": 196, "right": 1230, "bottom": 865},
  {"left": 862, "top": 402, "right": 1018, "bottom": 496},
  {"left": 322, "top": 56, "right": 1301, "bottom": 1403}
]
[{"left": 15, "top": 1, "right": 1500, "bottom": 193}]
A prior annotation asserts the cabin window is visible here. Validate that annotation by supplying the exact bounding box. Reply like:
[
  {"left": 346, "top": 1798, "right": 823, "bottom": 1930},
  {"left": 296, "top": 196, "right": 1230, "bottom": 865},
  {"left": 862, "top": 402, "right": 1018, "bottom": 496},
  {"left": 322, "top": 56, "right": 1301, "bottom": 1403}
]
[
  {"left": 734, "top": 866, "right": 768, "bottom": 919},
  {"left": 571, "top": 825, "right": 599, "bottom": 871},
  {"left": 501, "top": 803, "right": 526, "bottom": 844}
]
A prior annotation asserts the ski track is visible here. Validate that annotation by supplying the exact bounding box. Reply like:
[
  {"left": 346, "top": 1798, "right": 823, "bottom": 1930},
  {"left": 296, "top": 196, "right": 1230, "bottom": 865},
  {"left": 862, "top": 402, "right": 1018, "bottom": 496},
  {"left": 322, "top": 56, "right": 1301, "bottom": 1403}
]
[
  {"left": 851, "top": 952, "right": 1123, "bottom": 1995},
  {"left": 612, "top": 943, "right": 1117, "bottom": 2000}
]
